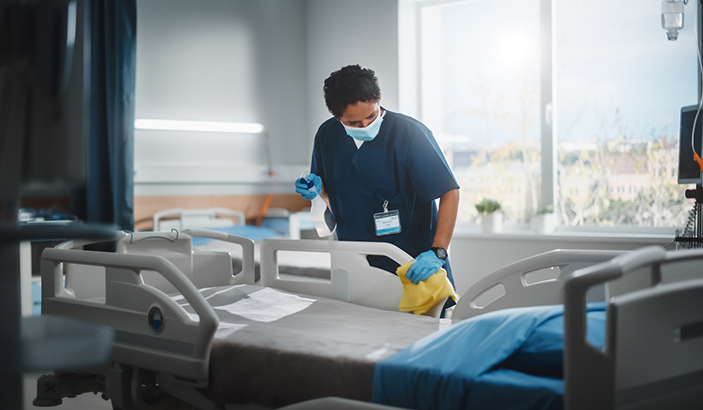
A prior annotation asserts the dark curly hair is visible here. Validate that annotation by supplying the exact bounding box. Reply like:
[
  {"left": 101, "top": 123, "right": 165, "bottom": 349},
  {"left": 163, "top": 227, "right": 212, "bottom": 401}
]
[{"left": 323, "top": 65, "right": 381, "bottom": 118}]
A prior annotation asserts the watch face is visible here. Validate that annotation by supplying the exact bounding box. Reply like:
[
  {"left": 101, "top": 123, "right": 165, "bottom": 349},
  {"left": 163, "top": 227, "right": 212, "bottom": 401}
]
[{"left": 433, "top": 247, "right": 447, "bottom": 260}]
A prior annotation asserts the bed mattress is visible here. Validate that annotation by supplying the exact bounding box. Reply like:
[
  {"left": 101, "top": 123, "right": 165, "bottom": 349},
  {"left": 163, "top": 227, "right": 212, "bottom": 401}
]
[{"left": 171, "top": 284, "right": 445, "bottom": 408}]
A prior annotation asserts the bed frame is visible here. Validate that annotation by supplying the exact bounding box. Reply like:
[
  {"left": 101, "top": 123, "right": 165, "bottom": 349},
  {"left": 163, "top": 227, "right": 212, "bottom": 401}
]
[
  {"left": 452, "top": 248, "right": 624, "bottom": 320},
  {"left": 259, "top": 239, "right": 414, "bottom": 312},
  {"left": 564, "top": 247, "right": 703, "bottom": 409},
  {"left": 33, "top": 234, "right": 703, "bottom": 410},
  {"left": 259, "top": 241, "right": 624, "bottom": 318}
]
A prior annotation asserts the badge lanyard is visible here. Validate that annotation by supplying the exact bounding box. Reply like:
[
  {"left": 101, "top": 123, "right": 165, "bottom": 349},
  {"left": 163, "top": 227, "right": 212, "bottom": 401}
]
[{"left": 374, "top": 200, "right": 401, "bottom": 236}]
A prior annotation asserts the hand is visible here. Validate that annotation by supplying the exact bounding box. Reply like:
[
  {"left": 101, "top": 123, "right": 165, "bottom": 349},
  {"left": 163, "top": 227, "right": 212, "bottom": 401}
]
[
  {"left": 405, "top": 250, "right": 444, "bottom": 284},
  {"left": 295, "top": 173, "right": 322, "bottom": 200}
]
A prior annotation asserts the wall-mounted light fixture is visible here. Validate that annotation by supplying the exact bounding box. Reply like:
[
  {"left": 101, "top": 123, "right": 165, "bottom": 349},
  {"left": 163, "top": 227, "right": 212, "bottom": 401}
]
[{"left": 134, "top": 119, "right": 264, "bottom": 134}]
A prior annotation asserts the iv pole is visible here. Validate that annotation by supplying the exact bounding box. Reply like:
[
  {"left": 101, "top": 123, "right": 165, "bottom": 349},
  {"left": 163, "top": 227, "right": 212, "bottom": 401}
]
[
  {"left": 676, "top": 1, "right": 703, "bottom": 249},
  {"left": 699, "top": 1, "right": 703, "bottom": 247}
]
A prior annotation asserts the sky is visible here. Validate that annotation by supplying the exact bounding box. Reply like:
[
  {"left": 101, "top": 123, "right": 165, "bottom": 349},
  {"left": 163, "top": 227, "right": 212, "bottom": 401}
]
[{"left": 421, "top": 0, "right": 698, "bottom": 148}]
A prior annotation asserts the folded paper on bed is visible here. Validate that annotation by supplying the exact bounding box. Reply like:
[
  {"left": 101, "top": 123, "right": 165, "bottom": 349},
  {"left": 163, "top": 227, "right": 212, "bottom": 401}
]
[
  {"left": 173, "top": 285, "right": 315, "bottom": 323},
  {"left": 213, "top": 287, "right": 315, "bottom": 323}
]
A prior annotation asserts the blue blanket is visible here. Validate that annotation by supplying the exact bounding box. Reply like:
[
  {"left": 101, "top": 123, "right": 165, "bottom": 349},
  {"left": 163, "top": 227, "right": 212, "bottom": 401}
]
[{"left": 372, "top": 304, "right": 606, "bottom": 410}]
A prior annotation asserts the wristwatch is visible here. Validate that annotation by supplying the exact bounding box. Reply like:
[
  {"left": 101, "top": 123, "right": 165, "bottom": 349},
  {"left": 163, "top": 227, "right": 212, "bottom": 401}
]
[{"left": 430, "top": 247, "right": 447, "bottom": 260}]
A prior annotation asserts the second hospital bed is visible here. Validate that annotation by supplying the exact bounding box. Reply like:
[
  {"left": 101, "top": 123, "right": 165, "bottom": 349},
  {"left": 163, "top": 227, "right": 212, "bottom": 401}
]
[{"left": 33, "top": 230, "right": 703, "bottom": 410}]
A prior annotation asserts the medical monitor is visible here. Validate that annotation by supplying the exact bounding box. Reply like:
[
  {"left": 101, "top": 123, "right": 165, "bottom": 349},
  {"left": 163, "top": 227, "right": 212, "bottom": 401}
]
[{"left": 679, "top": 105, "right": 703, "bottom": 185}]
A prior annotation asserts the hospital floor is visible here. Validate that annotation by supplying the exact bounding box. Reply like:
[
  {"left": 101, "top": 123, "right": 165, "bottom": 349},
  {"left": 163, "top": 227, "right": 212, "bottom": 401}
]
[{"left": 23, "top": 373, "right": 270, "bottom": 410}]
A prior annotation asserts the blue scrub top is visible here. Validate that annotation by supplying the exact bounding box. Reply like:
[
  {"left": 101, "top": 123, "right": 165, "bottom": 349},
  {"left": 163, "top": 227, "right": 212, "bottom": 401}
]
[{"left": 311, "top": 109, "right": 460, "bottom": 284}]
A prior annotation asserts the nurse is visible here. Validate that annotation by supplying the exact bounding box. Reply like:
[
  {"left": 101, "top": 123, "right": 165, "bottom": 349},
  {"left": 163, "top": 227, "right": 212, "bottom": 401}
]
[{"left": 295, "top": 65, "right": 460, "bottom": 303}]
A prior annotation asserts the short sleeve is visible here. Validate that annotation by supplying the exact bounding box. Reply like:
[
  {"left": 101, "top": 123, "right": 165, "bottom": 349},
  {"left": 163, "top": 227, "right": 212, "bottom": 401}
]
[{"left": 406, "top": 127, "right": 459, "bottom": 203}]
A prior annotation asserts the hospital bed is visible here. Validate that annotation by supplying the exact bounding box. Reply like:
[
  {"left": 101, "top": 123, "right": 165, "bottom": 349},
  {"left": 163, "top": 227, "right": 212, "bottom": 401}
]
[
  {"left": 33, "top": 231, "right": 703, "bottom": 410},
  {"left": 152, "top": 206, "right": 304, "bottom": 239},
  {"left": 153, "top": 207, "right": 248, "bottom": 231}
]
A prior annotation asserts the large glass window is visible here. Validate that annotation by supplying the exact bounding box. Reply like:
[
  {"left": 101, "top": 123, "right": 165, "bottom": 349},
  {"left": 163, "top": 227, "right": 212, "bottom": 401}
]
[
  {"left": 421, "top": 0, "right": 542, "bottom": 224},
  {"left": 417, "top": 0, "right": 698, "bottom": 229},
  {"left": 555, "top": 0, "right": 696, "bottom": 227}
]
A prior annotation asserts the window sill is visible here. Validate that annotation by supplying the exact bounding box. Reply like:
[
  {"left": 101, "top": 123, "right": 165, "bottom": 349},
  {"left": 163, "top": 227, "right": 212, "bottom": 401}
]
[{"left": 453, "top": 225, "right": 673, "bottom": 244}]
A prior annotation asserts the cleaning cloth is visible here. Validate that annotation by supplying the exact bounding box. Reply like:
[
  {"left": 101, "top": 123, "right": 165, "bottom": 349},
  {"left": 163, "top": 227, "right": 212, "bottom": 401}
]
[{"left": 396, "top": 261, "right": 458, "bottom": 315}]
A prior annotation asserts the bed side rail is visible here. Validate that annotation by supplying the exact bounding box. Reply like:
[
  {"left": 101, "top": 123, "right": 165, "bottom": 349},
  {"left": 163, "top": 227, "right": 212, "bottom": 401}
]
[
  {"left": 564, "top": 246, "right": 703, "bottom": 410},
  {"left": 125, "top": 229, "right": 255, "bottom": 289},
  {"left": 260, "top": 239, "right": 413, "bottom": 311},
  {"left": 41, "top": 247, "right": 218, "bottom": 387},
  {"left": 61, "top": 230, "right": 255, "bottom": 298},
  {"left": 184, "top": 228, "right": 255, "bottom": 286},
  {"left": 452, "top": 249, "right": 623, "bottom": 321}
]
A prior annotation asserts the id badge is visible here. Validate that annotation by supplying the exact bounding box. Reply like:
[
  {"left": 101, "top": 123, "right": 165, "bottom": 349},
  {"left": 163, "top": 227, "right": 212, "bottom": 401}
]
[{"left": 374, "top": 200, "right": 401, "bottom": 236}]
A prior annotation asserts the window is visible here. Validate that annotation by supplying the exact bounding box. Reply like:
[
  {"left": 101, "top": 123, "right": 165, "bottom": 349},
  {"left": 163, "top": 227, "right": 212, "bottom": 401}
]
[
  {"left": 408, "top": 0, "right": 698, "bottom": 228},
  {"left": 419, "top": 0, "right": 542, "bottom": 224},
  {"left": 555, "top": 0, "right": 696, "bottom": 228}
]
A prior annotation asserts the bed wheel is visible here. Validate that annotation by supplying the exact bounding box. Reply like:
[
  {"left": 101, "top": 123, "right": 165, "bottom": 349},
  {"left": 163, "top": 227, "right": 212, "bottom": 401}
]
[
  {"left": 33, "top": 374, "right": 63, "bottom": 407},
  {"left": 33, "top": 372, "right": 108, "bottom": 407}
]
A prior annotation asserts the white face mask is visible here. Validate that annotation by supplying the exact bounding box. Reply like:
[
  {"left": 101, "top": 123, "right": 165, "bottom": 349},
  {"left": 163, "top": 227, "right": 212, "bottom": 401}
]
[{"left": 341, "top": 109, "right": 384, "bottom": 142}]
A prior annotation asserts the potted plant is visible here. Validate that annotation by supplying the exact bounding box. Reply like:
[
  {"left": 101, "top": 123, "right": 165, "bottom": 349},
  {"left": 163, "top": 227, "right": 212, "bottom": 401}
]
[
  {"left": 475, "top": 199, "right": 503, "bottom": 233},
  {"left": 530, "top": 204, "right": 556, "bottom": 233}
]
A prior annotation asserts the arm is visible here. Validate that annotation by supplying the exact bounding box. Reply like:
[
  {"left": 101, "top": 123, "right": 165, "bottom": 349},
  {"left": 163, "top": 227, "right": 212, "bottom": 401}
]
[
  {"left": 405, "top": 188, "right": 460, "bottom": 284},
  {"left": 319, "top": 181, "right": 332, "bottom": 209},
  {"left": 432, "top": 188, "right": 459, "bottom": 250}
]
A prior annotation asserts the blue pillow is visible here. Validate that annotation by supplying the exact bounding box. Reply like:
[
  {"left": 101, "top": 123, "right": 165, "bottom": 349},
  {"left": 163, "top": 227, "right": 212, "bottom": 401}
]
[{"left": 498, "top": 306, "right": 606, "bottom": 378}]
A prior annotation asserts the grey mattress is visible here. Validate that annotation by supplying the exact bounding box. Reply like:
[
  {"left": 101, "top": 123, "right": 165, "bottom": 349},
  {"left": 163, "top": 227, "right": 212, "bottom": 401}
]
[{"left": 172, "top": 284, "right": 445, "bottom": 408}]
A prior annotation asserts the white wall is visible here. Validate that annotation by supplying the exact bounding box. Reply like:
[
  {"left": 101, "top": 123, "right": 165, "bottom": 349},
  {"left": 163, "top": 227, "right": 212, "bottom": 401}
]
[
  {"left": 135, "top": 0, "right": 309, "bottom": 195},
  {"left": 305, "top": 0, "right": 399, "bottom": 153},
  {"left": 134, "top": 0, "right": 399, "bottom": 196}
]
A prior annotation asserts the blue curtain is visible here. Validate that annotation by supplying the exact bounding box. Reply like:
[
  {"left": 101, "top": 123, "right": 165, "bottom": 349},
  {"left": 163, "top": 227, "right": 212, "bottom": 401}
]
[{"left": 83, "top": 0, "right": 136, "bottom": 231}]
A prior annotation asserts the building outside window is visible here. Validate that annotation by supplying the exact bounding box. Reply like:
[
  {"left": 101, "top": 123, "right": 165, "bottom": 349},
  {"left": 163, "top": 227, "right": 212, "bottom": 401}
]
[{"left": 414, "top": 0, "right": 698, "bottom": 229}]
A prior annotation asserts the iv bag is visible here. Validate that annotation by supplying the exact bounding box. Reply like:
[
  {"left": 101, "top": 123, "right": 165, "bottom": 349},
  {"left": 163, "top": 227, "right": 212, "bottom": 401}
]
[{"left": 662, "top": 0, "right": 684, "bottom": 41}]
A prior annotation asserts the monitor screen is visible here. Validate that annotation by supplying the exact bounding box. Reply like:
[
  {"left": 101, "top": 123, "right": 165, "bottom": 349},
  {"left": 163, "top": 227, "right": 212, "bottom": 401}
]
[{"left": 679, "top": 105, "right": 703, "bottom": 185}]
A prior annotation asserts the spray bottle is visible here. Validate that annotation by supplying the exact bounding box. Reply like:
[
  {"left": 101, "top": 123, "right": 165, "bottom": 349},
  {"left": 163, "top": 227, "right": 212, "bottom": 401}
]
[{"left": 299, "top": 173, "right": 336, "bottom": 237}]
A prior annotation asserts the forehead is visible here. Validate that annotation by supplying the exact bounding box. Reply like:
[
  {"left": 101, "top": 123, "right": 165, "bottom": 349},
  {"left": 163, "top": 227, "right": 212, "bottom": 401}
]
[{"left": 339, "top": 101, "right": 378, "bottom": 122}]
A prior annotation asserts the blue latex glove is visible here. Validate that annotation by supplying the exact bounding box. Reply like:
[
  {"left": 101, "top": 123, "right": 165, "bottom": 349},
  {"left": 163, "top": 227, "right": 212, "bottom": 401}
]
[
  {"left": 294, "top": 173, "right": 322, "bottom": 200},
  {"left": 406, "top": 250, "right": 444, "bottom": 284}
]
